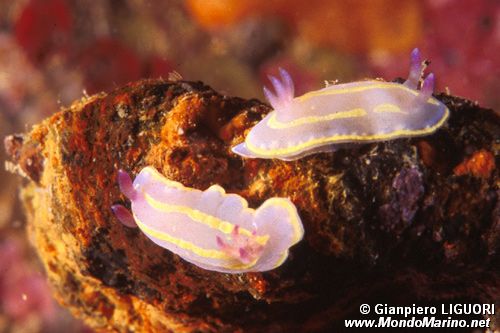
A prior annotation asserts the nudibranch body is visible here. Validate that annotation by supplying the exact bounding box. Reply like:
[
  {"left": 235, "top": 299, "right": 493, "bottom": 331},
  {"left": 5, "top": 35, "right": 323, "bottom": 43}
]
[
  {"left": 232, "top": 49, "right": 450, "bottom": 161},
  {"left": 111, "top": 167, "right": 304, "bottom": 273}
]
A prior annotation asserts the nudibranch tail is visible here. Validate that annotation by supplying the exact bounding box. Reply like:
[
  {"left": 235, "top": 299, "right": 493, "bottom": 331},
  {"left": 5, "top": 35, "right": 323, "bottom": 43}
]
[
  {"left": 117, "top": 169, "right": 137, "bottom": 200},
  {"left": 112, "top": 166, "right": 304, "bottom": 273},
  {"left": 263, "top": 68, "right": 295, "bottom": 110},
  {"left": 231, "top": 142, "right": 253, "bottom": 158},
  {"left": 111, "top": 204, "right": 138, "bottom": 228},
  {"left": 250, "top": 198, "right": 304, "bottom": 270}
]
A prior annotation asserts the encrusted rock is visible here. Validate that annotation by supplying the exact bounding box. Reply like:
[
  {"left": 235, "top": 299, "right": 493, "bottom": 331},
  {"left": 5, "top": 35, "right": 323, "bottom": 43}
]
[{"left": 4, "top": 79, "right": 499, "bottom": 332}]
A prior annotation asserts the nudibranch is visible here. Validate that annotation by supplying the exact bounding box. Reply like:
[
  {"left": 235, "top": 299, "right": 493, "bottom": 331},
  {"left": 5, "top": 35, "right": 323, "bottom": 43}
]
[
  {"left": 232, "top": 48, "right": 450, "bottom": 161},
  {"left": 111, "top": 167, "right": 304, "bottom": 273}
]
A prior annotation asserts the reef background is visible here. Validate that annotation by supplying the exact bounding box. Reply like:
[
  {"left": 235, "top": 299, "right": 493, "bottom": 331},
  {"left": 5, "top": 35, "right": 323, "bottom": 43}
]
[{"left": 0, "top": 0, "right": 499, "bottom": 332}]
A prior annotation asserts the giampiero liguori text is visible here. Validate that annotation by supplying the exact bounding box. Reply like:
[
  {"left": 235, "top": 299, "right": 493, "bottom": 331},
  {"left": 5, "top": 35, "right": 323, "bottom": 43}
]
[{"left": 375, "top": 304, "right": 495, "bottom": 318}]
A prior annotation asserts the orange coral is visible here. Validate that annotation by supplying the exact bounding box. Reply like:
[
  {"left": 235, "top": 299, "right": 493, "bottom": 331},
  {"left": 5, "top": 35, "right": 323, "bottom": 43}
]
[{"left": 453, "top": 149, "right": 496, "bottom": 179}]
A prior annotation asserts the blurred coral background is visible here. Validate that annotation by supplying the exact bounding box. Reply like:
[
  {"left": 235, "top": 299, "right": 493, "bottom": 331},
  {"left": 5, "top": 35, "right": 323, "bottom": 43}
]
[{"left": 0, "top": 0, "right": 498, "bottom": 331}]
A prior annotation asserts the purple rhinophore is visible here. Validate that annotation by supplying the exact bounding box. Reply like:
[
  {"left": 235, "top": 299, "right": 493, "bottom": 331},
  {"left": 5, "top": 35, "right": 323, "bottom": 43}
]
[{"left": 111, "top": 204, "right": 137, "bottom": 228}]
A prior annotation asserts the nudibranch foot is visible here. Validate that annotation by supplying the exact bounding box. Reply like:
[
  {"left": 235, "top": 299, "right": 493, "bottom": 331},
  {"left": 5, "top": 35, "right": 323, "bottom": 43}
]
[
  {"left": 111, "top": 204, "right": 138, "bottom": 228},
  {"left": 113, "top": 166, "right": 304, "bottom": 273},
  {"left": 232, "top": 48, "right": 450, "bottom": 161}
]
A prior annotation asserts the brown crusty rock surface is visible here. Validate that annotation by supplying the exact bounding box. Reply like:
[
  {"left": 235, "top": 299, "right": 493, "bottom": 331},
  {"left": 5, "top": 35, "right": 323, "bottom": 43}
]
[{"left": 4, "top": 78, "right": 500, "bottom": 332}]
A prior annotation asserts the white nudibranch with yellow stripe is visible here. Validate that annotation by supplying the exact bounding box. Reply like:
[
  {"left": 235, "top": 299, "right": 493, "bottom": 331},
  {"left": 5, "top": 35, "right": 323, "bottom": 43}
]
[
  {"left": 111, "top": 167, "right": 304, "bottom": 273},
  {"left": 232, "top": 48, "right": 450, "bottom": 161}
]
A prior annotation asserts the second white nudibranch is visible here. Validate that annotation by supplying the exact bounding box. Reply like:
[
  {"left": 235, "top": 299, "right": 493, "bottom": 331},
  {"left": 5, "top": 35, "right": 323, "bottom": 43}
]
[
  {"left": 111, "top": 167, "right": 304, "bottom": 273},
  {"left": 232, "top": 48, "right": 450, "bottom": 161}
]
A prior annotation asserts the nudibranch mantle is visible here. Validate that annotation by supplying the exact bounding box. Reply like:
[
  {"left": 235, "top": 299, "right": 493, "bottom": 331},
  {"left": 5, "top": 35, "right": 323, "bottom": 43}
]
[
  {"left": 111, "top": 167, "right": 304, "bottom": 273},
  {"left": 232, "top": 49, "right": 450, "bottom": 161}
]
